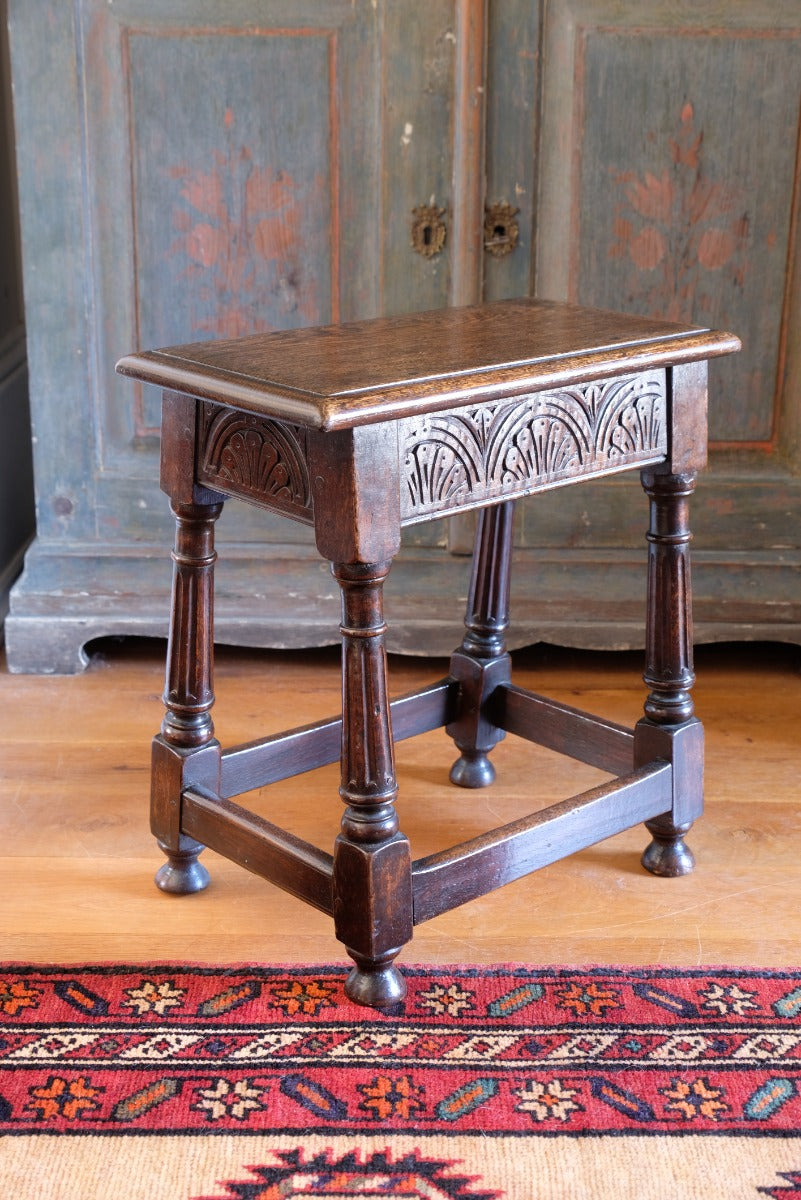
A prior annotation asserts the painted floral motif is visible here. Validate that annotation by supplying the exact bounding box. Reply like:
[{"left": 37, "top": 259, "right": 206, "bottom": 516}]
[
  {"left": 168, "top": 111, "right": 319, "bottom": 338},
  {"left": 514, "top": 1078, "right": 583, "bottom": 1122},
  {"left": 0, "top": 979, "right": 42, "bottom": 1016},
  {"left": 699, "top": 982, "right": 760, "bottom": 1016},
  {"left": 358, "top": 1074, "right": 426, "bottom": 1121},
  {"left": 556, "top": 982, "right": 623, "bottom": 1019},
  {"left": 270, "top": 979, "right": 337, "bottom": 1017},
  {"left": 193, "top": 1077, "right": 267, "bottom": 1122},
  {"left": 418, "top": 983, "right": 475, "bottom": 1018},
  {"left": 25, "top": 1075, "right": 104, "bottom": 1121},
  {"left": 661, "top": 1076, "right": 730, "bottom": 1121},
  {"left": 609, "top": 103, "right": 748, "bottom": 321},
  {"left": 122, "top": 979, "right": 186, "bottom": 1016}
]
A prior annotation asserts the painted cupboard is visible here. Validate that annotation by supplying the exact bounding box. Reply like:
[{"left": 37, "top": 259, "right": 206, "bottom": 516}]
[{"left": 6, "top": 0, "right": 800, "bottom": 670}]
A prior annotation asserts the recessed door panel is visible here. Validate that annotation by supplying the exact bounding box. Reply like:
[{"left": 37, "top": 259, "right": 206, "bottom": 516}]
[
  {"left": 81, "top": 0, "right": 380, "bottom": 486},
  {"left": 574, "top": 29, "right": 799, "bottom": 445},
  {"left": 536, "top": 2, "right": 801, "bottom": 552}
]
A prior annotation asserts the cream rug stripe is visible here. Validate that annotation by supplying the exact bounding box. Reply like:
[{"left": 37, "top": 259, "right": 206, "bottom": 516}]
[{"left": 4, "top": 1134, "right": 801, "bottom": 1199}]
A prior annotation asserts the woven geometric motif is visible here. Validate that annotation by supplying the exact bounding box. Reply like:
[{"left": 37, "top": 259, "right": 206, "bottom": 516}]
[
  {"left": 2, "top": 964, "right": 801, "bottom": 1138},
  {"left": 196, "top": 1148, "right": 496, "bottom": 1199}
]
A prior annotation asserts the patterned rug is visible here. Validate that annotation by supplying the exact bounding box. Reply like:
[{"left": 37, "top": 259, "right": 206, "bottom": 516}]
[{"left": 2, "top": 964, "right": 801, "bottom": 1198}]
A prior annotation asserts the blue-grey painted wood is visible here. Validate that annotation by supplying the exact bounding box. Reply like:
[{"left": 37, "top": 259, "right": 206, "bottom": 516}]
[
  {"left": 0, "top": 337, "right": 34, "bottom": 624},
  {"left": 483, "top": 0, "right": 540, "bottom": 302},
  {"left": 535, "top": 1, "right": 801, "bottom": 571},
  {"left": 0, "top": 4, "right": 37, "bottom": 625},
  {"left": 6, "top": 0, "right": 801, "bottom": 672},
  {"left": 576, "top": 30, "right": 797, "bottom": 445}
]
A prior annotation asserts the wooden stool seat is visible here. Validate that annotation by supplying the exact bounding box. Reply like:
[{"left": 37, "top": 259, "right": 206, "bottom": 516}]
[{"left": 117, "top": 298, "right": 739, "bottom": 1009}]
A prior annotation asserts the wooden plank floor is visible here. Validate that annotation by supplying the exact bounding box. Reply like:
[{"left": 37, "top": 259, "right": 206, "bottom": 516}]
[{"left": 0, "top": 637, "right": 799, "bottom": 968}]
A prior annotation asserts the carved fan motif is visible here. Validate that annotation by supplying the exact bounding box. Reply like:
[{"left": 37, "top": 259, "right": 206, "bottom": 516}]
[
  {"left": 399, "top": 372, "right": 666, "bottom": 520},
  {"left": 198, "top": 405, "right": 312, "bottom": 521}
]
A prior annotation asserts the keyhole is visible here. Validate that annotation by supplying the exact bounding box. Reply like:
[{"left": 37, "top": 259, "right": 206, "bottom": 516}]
[
  {"left": 411, "top": 204, "right": 447, "bottom": 257},
  {"left": 484, "top": 202, "right": 520, "bottom": 257}
]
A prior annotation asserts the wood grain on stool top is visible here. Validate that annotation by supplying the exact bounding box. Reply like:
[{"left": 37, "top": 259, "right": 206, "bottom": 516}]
[{"left": 116, "top": 298, "right": 740, "bottom": 431}]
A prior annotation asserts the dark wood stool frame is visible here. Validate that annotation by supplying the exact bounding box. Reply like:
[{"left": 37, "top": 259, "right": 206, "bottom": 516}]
[{"left": 118, "top": 298, "right": 739, "bottom": 1009}]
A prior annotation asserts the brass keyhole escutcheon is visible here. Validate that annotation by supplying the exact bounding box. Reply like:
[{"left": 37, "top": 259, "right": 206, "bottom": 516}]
[
  {"left": 411, "top": 204, "right": 447, "bottom": 258},
  {"left": 484, "top": 202, "right": 520, "bottom": 257}
]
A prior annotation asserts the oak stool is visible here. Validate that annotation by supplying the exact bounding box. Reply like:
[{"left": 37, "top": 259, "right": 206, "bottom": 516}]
[{"left": 117, "top": 299, "right": 739, "bottom": 1009}]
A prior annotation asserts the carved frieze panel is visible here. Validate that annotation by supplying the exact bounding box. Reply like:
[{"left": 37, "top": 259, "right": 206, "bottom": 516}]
[
  {"left": 197, "top": 403, "right": 313, "bottom": 524},
  {"left": 398, "top": 371, "right": 667, "bottom": 523}
]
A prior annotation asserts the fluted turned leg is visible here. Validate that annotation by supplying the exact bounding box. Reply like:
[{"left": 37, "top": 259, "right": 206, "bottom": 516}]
[
  {"left": 637, "top": 469, "right": 702, "bottom": 877},
  {"left": 448, "top": 500, "right": 515, "bottom": 788},
  {"left": 331, "top": 561, "right": 413, "bottom": 1008},
  {"left": 151, "top": 498, "right": 223, "bottom": 894}
]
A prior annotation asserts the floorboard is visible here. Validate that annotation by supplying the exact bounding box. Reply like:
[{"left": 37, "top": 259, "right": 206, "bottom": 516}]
[{"left": 1, "top": 637, "right": 798, "bottom": 968}]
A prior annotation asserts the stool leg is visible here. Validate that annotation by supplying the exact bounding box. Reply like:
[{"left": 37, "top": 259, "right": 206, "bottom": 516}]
[
  {"left": 637, "top": 469, "right": 701, "bottom": 877},
  {"left": 151, "top": 498, "right": 223, "bottom": 894},
  {"left": 447, "top": 500, "right": 514, "bottom": 787},
  {"left": 332, "top": 560, "right": 413, "bottom": 1009}
]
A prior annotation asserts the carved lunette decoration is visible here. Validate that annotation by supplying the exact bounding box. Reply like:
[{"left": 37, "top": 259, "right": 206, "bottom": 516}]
[
  {"left": 197, "top": 403, "right": 313, "bottom": 523},
  {"left": 398, "top": 371, "right": 668, "bottom": 522},
  {"left": 195, "top": 374, "right": 666, "bottom": 529}
]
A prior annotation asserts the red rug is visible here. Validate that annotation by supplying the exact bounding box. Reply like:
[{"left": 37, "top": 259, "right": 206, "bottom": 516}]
[{"left": 2, "top": 963, "right": 801, "bottom": 1198}]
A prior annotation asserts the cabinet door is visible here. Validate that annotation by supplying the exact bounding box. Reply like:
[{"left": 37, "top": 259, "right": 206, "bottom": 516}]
[
  {"left": 519, "top": 0, "right": 801, "bottom": 644},
  {"left": 88, "top": 0, "right": 472, "bottom": 550},
  {"left": 5, "top": 0, "right": 483, "bottom": 669},
  {"left": 86, "top": 0, "right": 382, "bottom": 549}
]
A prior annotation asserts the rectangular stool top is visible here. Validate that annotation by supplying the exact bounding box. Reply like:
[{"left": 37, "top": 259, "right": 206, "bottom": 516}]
[{"left": 116, "top": 298, "right": 740, "bottom": 432}]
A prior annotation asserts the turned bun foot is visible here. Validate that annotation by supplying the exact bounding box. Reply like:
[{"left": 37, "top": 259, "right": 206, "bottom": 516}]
[
  {"left": 155, "top": 840, "right": 210, "bottom": 894},
  {"left": 449, "top": 751, "right": 496, "bottom": 789},
  {"left": 641, "top": 818, "right": 695, "bottom": 877},
  {"left": 344, "top": 952, "right": 407, "bottom": 1010}
]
